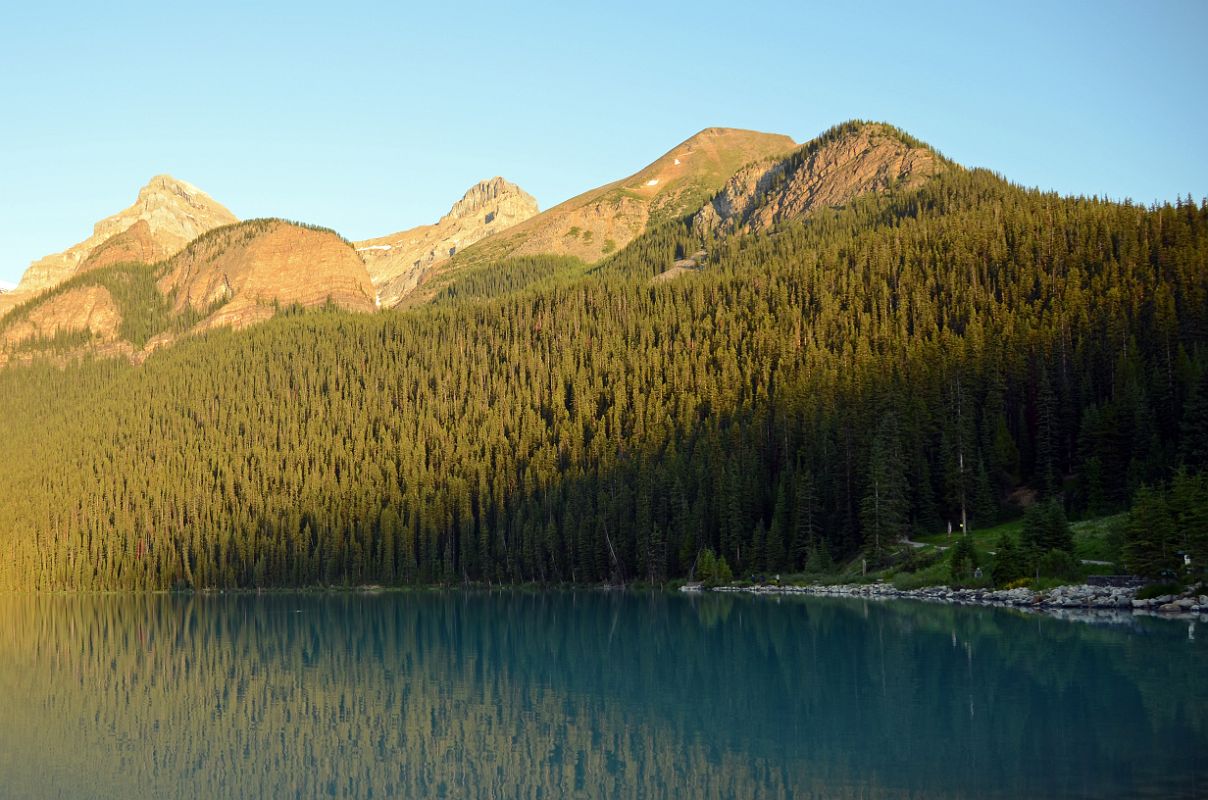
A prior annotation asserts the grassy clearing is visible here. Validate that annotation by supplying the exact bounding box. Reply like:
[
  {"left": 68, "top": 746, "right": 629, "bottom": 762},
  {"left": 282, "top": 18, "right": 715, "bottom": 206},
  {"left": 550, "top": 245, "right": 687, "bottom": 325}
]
[
  {"left": 1071, "top": 514, "right": 1126, "bottom": 563},
  {"left": 916, "top": 519, "right": 1021, "bottom": 550},
  {"left": 794, "top": 512, "right": 1128, "bottom": 591}
]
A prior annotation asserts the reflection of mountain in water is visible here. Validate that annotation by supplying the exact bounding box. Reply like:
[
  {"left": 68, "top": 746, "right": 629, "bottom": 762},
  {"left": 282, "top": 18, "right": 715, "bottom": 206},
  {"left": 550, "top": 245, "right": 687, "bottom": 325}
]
[{"left": 0, "top": 593, "right": 1203, "bottom": 799}]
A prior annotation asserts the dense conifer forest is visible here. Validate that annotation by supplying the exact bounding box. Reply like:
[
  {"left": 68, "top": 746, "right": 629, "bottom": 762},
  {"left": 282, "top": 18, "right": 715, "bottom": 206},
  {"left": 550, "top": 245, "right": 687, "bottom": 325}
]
[{"left": 0, "top": 165, "right": 1206, "bottom": 590}]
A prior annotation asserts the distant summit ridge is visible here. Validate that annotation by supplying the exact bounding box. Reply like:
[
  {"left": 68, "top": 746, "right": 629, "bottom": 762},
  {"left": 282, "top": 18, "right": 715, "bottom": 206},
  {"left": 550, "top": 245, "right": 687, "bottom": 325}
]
[
  {"left": 443, "top": 177, "right": 535, "bottom": 224},
  {"left": 449, "top": 127, "right": 797, "bottom": 268},
  {"left": 356, "top": 177, "right": 539, "bottom": 308},
  {"left": 0, "top": 120, "right": 956, "bottom": 348},
  {"left": 0, "top": 218, "right": 376, "bottom": 367},
  {"left": 4, "top": 174, "right": 237, "bottom": 310}
]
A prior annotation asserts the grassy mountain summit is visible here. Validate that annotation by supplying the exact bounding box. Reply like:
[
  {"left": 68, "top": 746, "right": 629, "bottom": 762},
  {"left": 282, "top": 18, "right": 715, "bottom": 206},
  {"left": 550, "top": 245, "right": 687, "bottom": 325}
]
[
  {"left": 0, "top": 120, "right": 1205, "bottom": 590},
  {"left": 430, "top": 121, "right": 947, "bottom": 299}
]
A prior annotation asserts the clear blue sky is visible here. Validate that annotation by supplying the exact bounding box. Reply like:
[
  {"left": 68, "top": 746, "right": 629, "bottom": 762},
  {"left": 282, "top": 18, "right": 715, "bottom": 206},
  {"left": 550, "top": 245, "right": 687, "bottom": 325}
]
[{"left": 2, "top": 0, "right": 1206, "bottom": 285}]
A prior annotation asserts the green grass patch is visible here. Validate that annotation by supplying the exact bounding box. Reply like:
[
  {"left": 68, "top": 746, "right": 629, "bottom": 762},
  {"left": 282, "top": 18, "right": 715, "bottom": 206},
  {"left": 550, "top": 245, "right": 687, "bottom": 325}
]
[
  {"left": 892, "top": 560, "right": 951, "bottom": 590},
  {"left": 1071, "top": 514, "right": 1126, "bottom": 564},
  {"left": 889, "top": 512, "right": 1125, "bottom": 589},
  {"left": 916, "top": 518, "right": 1022, "bottom": 549}
]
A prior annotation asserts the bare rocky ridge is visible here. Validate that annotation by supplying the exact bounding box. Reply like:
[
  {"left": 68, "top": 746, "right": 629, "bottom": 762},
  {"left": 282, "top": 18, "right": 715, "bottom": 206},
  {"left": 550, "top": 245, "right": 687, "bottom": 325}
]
[
  {"left": 1, "top": 220, "right": 377, "bottom": 365},
  {"left": 356, "top": 178, "right": 539, "bottom": 308},
  {"left": 158, "top": 221, "right": 377, "bottom": 333},
  {"left": 77, "top": 219, "right": 166, "bottom": 274},
  {"left": 451, "top": 128, "right": 797, "bottom": 270},
  {"left": 0, "top": 285, "right": 135, "bottom": 368},
  {"left": 693, "top": 123, "right": 943, "bottom": 235},
  {"left": 0, "top": 285, "right": 123, "bottom": 349}
]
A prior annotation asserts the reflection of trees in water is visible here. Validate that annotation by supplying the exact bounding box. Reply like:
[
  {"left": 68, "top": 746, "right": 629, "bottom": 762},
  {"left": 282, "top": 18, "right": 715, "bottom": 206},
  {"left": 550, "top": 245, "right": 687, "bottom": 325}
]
[{"left": 0, "top": 593, "right": 1203, "bottom": 799}]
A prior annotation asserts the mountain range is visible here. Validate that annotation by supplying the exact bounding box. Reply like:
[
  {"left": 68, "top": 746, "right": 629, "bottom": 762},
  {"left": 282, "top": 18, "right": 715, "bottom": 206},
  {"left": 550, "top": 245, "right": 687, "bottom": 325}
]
[
  {"left": 0, "top": 121, "right": 942, "bottom": 365},
  {"left": 1, "top": 118, "right": 1205, "bottom": 591}
]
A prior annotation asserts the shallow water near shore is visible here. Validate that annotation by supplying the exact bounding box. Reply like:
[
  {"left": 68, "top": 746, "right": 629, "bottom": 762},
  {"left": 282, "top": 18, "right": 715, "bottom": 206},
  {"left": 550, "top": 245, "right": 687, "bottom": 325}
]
[{"left": 0, "top": 591, "right": 1203, "bottom": 799}]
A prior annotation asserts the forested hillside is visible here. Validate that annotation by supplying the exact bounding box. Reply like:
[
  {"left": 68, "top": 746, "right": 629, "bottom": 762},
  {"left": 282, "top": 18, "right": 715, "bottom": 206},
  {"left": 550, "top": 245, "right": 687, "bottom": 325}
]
[{"left": 0, "top": 162, "right": 1205, "bottom": 590}]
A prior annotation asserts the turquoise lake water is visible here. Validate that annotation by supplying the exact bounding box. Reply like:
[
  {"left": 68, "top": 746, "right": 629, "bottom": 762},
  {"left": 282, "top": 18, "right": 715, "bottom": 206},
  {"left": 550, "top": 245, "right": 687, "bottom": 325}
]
[{"left": 0, "top": 592, "right": 1203, "bottom": 799}]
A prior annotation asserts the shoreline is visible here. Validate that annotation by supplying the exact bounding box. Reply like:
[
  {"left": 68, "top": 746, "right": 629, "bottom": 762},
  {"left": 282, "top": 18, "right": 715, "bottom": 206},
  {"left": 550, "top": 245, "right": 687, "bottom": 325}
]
[{"left": 686, "top": 581, "right": 1208, "bottom": 622}]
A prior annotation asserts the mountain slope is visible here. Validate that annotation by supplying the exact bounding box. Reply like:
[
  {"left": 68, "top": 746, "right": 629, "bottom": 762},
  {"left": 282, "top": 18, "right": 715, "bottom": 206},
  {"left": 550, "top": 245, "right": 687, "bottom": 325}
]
[
  {"left": 0, "top": 285, "right": 126, "bottom": 357},
  {"left": 156, "top": 220, "right": 376, "bottom": 334},
  {"left": 448, "top": 128, "right": 796, "bottom": 270},
  {"left": 77, "top": 219, "right": 165, "bottom": 273},
  {"left": 1, "top": 165, "right": 1205, "bottom": 590},
  {"left": 356, "top": 177, "right": 538, "bottom": 308}
]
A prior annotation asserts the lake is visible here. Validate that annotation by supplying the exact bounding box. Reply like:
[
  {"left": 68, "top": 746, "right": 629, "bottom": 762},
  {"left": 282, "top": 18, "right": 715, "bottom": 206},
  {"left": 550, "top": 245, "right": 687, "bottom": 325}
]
[{"left": 0, "top": 592, "right": 1203, "bottom": 799}]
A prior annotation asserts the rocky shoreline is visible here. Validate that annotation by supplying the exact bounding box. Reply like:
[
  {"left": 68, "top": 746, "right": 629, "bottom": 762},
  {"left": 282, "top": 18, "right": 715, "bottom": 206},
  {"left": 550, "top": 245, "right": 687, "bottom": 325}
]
[{"left": 684, "top": 581, "right": 1208, "bottom": 620}]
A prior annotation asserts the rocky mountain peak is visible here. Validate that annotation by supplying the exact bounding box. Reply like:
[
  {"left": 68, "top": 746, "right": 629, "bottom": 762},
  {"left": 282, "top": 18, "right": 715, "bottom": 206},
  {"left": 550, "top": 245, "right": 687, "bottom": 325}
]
[
  {"left": 9, "top": 175, "right": 237, "bottom": 300},
  {"left": 134, "top": 174, "right": 214, "bottom": 208},
  {"left": 441, "top": 177, "right": 538, "bottom": 225},
  {"left": 356, "top": 177, "right": 540, "bottom": 308}
]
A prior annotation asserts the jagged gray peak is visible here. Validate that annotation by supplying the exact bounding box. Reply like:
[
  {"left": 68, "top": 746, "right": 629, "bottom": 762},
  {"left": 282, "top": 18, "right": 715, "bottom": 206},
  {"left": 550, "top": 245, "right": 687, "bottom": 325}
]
[
  {"left": 11, "top": 174, "right": 237, "bottom": 297},
  {"left": 356, "top": 177, "right": 540, "bottom": 307},
  {"left": 442, "top": 177, "right": 538, "bottom": 224}
]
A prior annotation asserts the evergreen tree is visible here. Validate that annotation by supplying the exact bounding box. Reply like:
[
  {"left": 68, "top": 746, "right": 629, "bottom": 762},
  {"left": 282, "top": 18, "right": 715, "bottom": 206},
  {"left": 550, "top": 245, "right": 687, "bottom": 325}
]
[
  {"left": 991, "top": 534, "right": 1024, "bottom": 586},
  {"left": 1124, "top": 486, "right": 1178, "bottom": 579},
  {"left": 950, "top": 535, "right": 979, "bottom": 584},
  {"left": 1020, "top": 500, "right": 1073, "bottom": 555},
  {"left": 860, "top": 412, "right": 909, "bottom": 562},
  {"left": 1180, "top": 369, "right": 1208, "bottom": 469}
]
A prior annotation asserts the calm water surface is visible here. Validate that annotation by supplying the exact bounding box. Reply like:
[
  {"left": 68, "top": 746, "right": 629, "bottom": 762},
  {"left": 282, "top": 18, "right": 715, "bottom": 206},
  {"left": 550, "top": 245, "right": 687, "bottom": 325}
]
[{"left": 0, "top": 592, "right": 1203, "bottom": 799}]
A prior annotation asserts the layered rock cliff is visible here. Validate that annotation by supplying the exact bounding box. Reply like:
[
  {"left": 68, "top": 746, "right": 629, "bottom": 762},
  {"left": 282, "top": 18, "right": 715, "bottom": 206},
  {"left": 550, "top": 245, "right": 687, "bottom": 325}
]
[
  {"left": 693, "top": 122, "right": 944, "bottom": 235},
  {"left": 77, "top": 219, "right": 166, "bottom": 273},
  {"left": 356, "top": 178, "right": 539, "bottom": 308},
  {"left": 157, "top": 220, "right": 377, "bottom": 333},
  {"left": 1, "top": 220, "right": 377, "bottom": 365},
  {"left": 0, "top": 285, "right": 123, "bottom": 349}
]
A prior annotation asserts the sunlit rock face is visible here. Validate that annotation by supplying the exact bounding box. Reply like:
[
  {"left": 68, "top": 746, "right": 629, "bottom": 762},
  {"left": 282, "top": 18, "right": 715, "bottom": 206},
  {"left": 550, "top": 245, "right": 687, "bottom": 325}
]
[
  {"left": 14, "top": 175, "right": 238, "bottom": 297},
  {"left": 356, "top": 177, "right": 540, "bottom": 308},
  {"left": 694, "top": 122, "right": 943, "bottom": 235}
]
